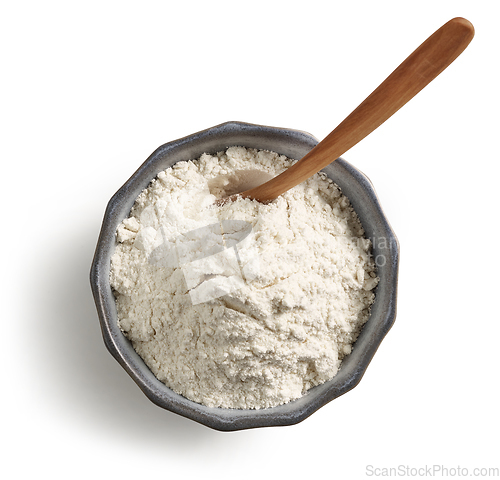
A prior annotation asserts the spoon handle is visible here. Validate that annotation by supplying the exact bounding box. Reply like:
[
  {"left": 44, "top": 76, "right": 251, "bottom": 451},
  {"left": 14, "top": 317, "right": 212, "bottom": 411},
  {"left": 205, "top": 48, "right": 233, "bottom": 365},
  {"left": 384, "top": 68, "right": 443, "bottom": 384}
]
[{"left": 241, "top": 17, "right": 474, "bottom": 203}]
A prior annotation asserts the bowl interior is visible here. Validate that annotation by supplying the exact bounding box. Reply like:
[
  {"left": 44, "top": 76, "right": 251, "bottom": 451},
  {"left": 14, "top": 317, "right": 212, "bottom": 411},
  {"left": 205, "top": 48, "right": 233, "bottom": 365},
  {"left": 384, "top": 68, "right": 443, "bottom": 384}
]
[{"left": 90, "top": 121, "right": 399, "bottom": 431}]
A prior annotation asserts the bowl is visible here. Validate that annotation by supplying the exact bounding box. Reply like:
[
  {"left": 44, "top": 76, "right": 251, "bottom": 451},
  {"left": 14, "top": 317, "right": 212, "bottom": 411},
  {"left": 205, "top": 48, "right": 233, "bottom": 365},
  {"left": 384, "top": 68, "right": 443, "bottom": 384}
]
[{"left": 90, "top": 121, "right": 399, "bottom": 431}]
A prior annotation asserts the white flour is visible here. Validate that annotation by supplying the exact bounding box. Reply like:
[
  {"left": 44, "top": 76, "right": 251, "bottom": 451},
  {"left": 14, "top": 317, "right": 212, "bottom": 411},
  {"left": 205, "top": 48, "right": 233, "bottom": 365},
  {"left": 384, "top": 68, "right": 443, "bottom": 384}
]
[{"left": 110, "top": 147, "right": 378, "bottom": 409}]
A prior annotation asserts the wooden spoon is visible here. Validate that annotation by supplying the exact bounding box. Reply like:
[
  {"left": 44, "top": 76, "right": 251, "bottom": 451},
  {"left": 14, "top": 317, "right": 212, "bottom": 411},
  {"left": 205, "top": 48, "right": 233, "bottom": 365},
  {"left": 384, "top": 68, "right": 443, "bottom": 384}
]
[{"left": 230, "top": 17, "right": 474, "bottom": 203}]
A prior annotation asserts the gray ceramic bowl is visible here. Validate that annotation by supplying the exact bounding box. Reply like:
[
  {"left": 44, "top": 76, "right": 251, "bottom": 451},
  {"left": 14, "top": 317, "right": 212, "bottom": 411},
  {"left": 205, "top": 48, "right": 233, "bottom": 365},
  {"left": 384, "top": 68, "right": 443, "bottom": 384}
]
[{"left": 90, "top": 121, "right": 399, "bottom": 431}]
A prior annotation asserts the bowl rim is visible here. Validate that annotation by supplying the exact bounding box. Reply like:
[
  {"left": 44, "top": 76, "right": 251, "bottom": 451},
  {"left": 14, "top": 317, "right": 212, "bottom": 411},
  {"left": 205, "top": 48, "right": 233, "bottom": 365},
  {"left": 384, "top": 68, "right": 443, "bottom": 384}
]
[{"left": 90, "top": 121, "right": 399, "bottom": 431}]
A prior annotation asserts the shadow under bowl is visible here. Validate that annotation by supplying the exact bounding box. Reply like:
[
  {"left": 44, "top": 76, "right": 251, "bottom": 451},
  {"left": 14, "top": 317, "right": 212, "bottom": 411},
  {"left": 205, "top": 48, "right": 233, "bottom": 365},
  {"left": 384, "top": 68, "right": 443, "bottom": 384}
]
[{"left": 90, "top": 121, "right": 399, "bottom": 431}]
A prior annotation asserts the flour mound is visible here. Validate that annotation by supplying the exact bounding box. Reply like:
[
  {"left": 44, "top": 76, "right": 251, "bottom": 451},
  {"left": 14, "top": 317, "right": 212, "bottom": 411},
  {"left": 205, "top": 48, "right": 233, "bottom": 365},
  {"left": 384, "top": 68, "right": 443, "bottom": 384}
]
[{"left": 110, "top": 147, "right": 378, "bottom": 409}]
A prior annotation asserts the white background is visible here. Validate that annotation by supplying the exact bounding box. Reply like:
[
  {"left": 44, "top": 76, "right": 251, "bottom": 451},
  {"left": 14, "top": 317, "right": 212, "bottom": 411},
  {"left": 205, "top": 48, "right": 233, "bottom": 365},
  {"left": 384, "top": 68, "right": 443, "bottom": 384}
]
[{"left": 2, "top": 1, "right": 498, "bottom": 478}]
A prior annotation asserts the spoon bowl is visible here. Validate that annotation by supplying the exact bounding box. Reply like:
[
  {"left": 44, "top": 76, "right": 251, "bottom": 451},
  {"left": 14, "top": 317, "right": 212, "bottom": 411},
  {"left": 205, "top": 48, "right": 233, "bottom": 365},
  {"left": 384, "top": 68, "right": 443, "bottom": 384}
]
[{"left": 208, "top": 169, "right": 273, "bottom": 198}]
